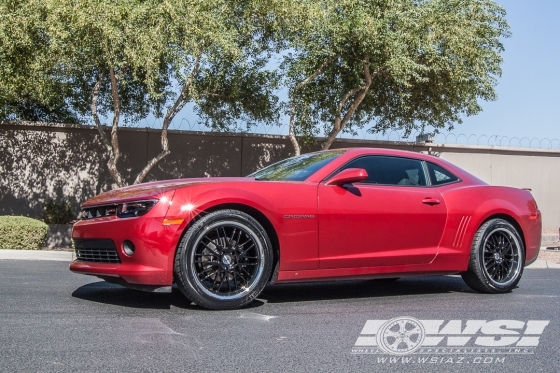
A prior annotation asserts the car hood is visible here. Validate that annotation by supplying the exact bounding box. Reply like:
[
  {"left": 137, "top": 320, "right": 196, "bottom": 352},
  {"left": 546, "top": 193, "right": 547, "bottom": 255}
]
[{"left": 82, "top": 177, "right": 251, "bottom": 207}]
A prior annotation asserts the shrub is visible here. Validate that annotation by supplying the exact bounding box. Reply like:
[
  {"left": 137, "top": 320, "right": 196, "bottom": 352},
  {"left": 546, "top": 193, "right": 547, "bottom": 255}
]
[
  {"left": 42, "top": 200, "right": 76, "bottom": 224},
  {"left": 0, "top": 216, "right": 49, "bottom": 250}
]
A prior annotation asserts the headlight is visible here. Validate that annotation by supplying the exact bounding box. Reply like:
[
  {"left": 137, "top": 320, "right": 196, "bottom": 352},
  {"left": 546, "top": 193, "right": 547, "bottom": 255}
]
[
  {"left": 81, "top": 200, "right": 158, "bottom": 220},
  {"left": 117, "top": 200, "right": 158, "bottom": 218}
]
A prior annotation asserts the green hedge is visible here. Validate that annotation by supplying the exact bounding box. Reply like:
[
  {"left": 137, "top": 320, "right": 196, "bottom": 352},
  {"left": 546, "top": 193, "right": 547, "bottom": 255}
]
[{"left": 0, "top": 216, "right": 49, "bottom": 250}]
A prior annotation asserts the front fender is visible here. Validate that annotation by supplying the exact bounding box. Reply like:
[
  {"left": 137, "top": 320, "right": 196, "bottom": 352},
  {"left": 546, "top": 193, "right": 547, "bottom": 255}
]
[{"left": 162, "top": 182, "right": 320, "bottom": 277}]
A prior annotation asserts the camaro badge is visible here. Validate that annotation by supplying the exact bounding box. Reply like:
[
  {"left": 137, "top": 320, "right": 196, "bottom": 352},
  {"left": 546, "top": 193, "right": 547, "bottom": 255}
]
[{"left": 283, "top": 215, "right": 316, "bottom": 219}]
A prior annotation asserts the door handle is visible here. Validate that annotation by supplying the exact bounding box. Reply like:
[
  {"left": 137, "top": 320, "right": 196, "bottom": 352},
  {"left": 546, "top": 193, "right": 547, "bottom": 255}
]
[{"left": 422, "top": 198, "right": 441, "bottom": 205}]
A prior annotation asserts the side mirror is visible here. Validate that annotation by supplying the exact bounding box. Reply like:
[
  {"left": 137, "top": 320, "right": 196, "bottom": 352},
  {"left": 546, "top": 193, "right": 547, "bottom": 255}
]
[{"left": 325, "top": 168, "right": 368, "bottom": 186}]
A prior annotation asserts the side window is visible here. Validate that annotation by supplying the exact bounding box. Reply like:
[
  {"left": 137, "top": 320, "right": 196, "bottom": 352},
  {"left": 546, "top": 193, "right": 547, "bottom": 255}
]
[
  {"left": 426, "top": 162, "right": 460, "bottom": 186},
  {"left": 342, "top": 156, "right": 427, "bottom": 186}
]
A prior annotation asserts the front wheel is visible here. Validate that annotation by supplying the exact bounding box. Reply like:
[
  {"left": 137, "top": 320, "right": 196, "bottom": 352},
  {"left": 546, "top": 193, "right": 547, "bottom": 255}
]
[
  {"left": 174, "top": 209, "right": 273, "bottom": 310},
  {"left": 461, "top": 218, "right": 525, "bottom": 293}
]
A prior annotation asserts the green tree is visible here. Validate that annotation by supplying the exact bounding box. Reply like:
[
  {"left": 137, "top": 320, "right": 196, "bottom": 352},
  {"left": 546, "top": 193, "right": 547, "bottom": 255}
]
[
  {"left": 0, "top": 100, "right": 81, "bottom": 123},
  {"left": 0, "top": 0, "right": 81, "bottom": 123},
  {"left": 0, "top": 0, "right": 279, "bottom": 187},
  {"left": 281, "top": 0, "right": 510, "bottom": 155}
]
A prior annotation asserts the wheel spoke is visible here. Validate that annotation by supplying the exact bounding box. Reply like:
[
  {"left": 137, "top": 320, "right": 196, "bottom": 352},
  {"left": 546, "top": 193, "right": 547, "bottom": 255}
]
[
  {"left": 232, "top": 270, "right": 238, "bottom": 289},
  {"left": 240, "top": 266, "right": 253, "bottom": 278},
  {"left": 235, "top": 271, "right": 247, "bottom": 289},
  {"left": 199, "top": 241, "right": 221, "bottom": 256},
  {"left": 402, "top": 336, "right": 415, "bottom": 349},
  {"left": 214, "top": 271, "right": 226, "bottom": 291},
  {"left": 384, "top": 330, "right": 401, "bottom": 338},
  {"left": 221, "top": 227, "right": 229, "bottom": 246},
  {"left": 214, "top": 228, "right": 223, "bottom": 247},
  {"left": 408, "top": 325, "right": 421, "bottom": 335},
  {"left": 234, "top": 270, "right": 248, "bottom": 287},
  {"left": 238, "top": 238, "right": 252, "bottom": 247},
  {"left": 240, "top": 243, "right": 255, "bottom": 255},
  {"left": 236, "top": 229, "right": 242, "bottom": 246},
  {"left": 389, "top": 339, "right": 402, "bottom": 350},
  {"left": 200, "top": 269, "right": 219, "bottom": 282}
]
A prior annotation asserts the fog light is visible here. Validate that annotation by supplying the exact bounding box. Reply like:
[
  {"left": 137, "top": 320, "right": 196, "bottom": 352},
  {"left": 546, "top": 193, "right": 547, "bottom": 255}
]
[{"left": 123, "top": 240, "right": 135, "bottom": 256}]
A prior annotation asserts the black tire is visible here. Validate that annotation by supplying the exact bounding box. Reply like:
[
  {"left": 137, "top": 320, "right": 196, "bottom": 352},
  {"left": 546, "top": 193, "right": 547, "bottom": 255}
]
[
  {"left": 461, "top": 218, "right": 525, "bottom": 293},
  {"left": 174, "top": 209, "right": 273, "bottom": 310}
]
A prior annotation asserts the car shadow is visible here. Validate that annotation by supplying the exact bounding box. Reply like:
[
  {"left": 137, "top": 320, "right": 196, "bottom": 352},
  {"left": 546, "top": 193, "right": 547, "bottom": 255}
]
[
  {"left": 71, "top": 281, "right": 236, "bottom": 311},
  {"left": 260, "top": 275, "right": 476, "bottom": 304},
  {"left": 72, "top": 275, "right": 475, "bottom": 310}
]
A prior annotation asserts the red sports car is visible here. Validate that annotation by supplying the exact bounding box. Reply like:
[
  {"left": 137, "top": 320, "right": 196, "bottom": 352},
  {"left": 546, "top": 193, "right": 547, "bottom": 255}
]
[{"left": 70, "top": 148, "right": 541, "bottom": 309}]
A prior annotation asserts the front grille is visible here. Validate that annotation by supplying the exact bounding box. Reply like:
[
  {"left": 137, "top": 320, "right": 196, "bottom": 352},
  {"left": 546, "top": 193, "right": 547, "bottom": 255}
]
[
  {"left": 74, "top": 239, "right": 121, "bottom": 263},
  {"left": 82, "top": 205, "right": 118, "bottom": 219},
  {"left": 80, "top": 200, "right": 158, "bottom": 220}
]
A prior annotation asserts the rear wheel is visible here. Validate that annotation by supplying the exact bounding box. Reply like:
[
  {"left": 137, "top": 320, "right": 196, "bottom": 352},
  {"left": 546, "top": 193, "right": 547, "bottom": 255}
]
[
  {"left": 461, "top": 218, "right": 524, "bottom": 293},
  {"left": 174, "top": 209, "right": 273, "bottom": 310}
]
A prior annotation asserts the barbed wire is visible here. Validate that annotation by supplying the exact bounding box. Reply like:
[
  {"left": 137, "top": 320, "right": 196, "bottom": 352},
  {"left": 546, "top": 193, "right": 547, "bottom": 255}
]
[
  {"left": 125, "top": 118, "right": 560, "bottom": 150},
  {"left": 336, "top": 130, "right": 560, "bottom": 150}
]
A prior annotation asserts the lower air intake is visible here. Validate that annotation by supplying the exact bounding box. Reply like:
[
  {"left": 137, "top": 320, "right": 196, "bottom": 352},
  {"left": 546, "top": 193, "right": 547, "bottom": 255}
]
[{"left": 74, "top": 239, "right": 121, "bottom": 264}]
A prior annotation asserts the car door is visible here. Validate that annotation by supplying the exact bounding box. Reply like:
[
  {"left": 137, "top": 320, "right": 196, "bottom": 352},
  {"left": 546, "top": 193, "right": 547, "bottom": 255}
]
[{"left": 318, "top": 155, "right": 447, "bottom": 269}]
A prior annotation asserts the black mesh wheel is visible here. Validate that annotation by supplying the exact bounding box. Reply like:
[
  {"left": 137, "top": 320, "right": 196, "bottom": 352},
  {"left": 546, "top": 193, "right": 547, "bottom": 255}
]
[
  {"left": 174, "top": 210, "right": 273, "bottom": 310},
  {"left": 462, "top": 218, "right": 525, "bottom": 293}
]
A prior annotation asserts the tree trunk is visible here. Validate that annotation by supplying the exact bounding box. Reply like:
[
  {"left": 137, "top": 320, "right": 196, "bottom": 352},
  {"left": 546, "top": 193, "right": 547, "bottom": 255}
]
[
  {"left": 91, "top": 70, "right": 125, "bottom": 188},
  {"left": 288, "top": 58, "right": 333, "bottom": 156},
  {"left": 107, "top": 67, "right": 126, "bottom": 188},
  {"left": 288, "top": 98, "right": 301, "bottom": 156},
  {"left": 133, "top": 55, "right": 202, "bottom": 184},
  {"left": 321, "top": 56, "right": 373, "bottom": 150}
]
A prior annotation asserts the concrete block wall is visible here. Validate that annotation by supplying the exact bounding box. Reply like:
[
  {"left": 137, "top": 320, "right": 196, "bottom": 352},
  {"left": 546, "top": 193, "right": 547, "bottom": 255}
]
[{"left": 1, "top": 121, "right": 559, "bottom": 236}]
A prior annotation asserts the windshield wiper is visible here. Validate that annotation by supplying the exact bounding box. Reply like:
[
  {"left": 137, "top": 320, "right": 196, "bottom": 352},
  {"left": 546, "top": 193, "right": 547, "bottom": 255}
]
[{"left": 254, "top": 177, "right": 269, "bottom": 181}]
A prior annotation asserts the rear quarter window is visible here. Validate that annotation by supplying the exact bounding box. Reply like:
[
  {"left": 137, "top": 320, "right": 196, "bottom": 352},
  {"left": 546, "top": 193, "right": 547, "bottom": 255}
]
[{"left": 427, "top": 162, "right": 460, "bottom": 186}]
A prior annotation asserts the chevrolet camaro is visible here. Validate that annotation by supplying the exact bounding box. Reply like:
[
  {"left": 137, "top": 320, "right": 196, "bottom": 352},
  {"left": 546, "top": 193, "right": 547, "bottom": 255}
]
[{"left": 70, "top": 148, "right": 541, "bottom": 309}]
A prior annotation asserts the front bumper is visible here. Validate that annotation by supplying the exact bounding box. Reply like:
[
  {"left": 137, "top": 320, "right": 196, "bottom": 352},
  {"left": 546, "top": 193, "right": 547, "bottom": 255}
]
[
  {"left": 69, "top": 194, "right": 186, "bottom": 286},
  {"left": 69, "top": 260, "right": 170, "bottom": 285}
]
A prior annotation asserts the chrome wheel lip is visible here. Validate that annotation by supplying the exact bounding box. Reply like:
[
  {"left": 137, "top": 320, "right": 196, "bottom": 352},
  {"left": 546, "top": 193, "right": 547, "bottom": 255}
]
[
  {"left": 190, "top": 220, "right": 265, "bottom": 301},
  {"left": 482, "top": 227, "right": 522, "bottom": 287}
]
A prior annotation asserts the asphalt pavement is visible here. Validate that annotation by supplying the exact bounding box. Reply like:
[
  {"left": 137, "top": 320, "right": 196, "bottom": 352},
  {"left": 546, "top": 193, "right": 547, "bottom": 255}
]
[{"left": 0, "top": 259, "right": 559, "bottom": 373}]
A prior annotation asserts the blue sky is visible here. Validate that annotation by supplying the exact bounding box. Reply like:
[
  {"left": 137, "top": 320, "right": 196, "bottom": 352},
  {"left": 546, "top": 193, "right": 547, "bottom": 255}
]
[
  {"left": 144, "top": 1, "right": 559, "bottom": 146},
  {"left": 454, "top": 0, "right": 560, "bottom": 145}
]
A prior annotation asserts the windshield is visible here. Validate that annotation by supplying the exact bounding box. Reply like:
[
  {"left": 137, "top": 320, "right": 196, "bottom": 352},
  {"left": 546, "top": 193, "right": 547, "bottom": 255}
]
[{"left": 248, "top": 150, "right": 345, "bottom": 181}]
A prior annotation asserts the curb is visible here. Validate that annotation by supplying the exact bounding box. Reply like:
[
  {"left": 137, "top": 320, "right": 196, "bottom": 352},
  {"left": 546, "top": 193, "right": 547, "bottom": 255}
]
[
  {"left": 525, "top": 260, "right": 560, "bottom": 269},
  {"left": 0, "top": 249, "right": 73, "bottom": 261}
]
